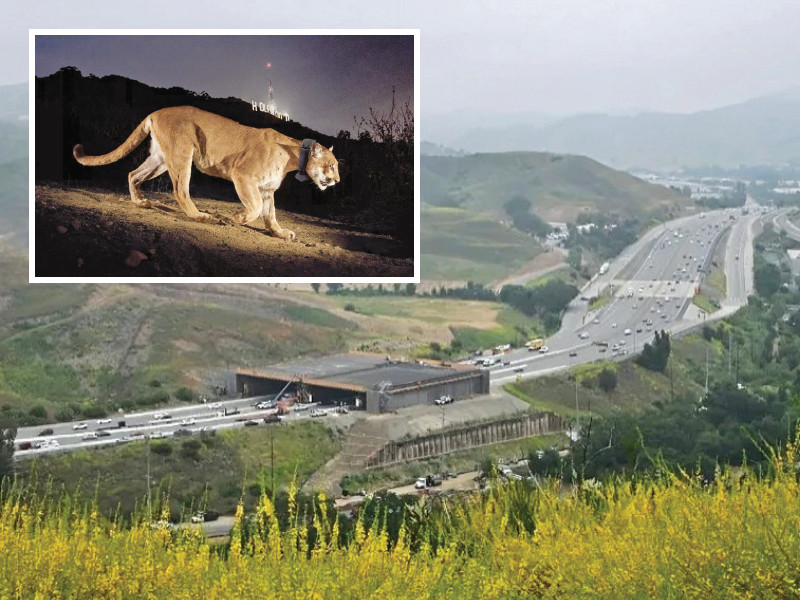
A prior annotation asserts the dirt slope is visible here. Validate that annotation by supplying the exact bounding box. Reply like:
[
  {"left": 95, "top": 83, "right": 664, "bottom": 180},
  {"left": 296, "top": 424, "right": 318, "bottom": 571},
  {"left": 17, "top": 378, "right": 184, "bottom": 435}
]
[{"left": 34, "top": 185, "right": 414, "bottom": 278}]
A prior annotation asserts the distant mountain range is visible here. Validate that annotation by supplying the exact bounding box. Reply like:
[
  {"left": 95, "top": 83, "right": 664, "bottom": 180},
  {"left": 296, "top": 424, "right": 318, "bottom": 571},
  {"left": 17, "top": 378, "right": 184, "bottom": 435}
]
[{"left": 431, "top": 89, "right": 800, "bottom": 170}]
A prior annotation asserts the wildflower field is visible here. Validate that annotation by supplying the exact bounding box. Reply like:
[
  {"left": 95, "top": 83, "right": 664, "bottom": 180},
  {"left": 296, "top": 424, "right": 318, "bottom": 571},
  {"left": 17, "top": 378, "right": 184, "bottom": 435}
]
[{"left": 2, "top": 447, "right": 800, "bottom": 599}]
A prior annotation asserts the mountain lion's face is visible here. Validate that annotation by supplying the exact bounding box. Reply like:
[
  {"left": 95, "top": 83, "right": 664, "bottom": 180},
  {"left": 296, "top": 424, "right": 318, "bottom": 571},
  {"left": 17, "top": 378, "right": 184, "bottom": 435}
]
[{"left": 307, "top": 144, "right": 340, "bottom": 191}]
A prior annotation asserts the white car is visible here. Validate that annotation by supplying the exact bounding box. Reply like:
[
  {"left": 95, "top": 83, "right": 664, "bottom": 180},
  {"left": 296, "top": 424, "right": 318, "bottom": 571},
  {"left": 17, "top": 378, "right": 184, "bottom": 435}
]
[
  {"left": 72, "top": 423, "right": 88, "bottom": 430},
  {"left": 538, "top": 346, "right": 550, "bottom": 354},
  {"left": 82, "top": 432, "right": 98, "bottom": 440},
  {"left": 414, "top": 477, "right": 427, "bottom": 490},
  {"left": 579, "top": 332, "right": 589, "bottom": 339},
  {"left": 624, "top": 329, "right": 632, "bottom": 336},
  {"left": 310, "top": 409, "right": 328, "bottom": 418},
  {"left": 255, "top": 401, "right": 274, "bottom": 410},
  {"left": 611, "top": 323, "right": 617, "bottom": 329},
  {"left": 96, "top": 418, "right": 112, "bottom": 424},
  {"left": 180, "top": 418, "right": 196, "bottom": 426}
]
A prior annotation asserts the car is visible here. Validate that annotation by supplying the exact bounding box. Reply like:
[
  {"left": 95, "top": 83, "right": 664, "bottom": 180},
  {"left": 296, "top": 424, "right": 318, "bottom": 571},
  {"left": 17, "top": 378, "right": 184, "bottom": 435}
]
[
  {"left": 593, "top": 318, "right": 600, "bottom": 324},
  {"left": 96, "top": 418, "right": 112, "bottom": 424},
  {"left": 414, "top": 477, "right": 427, "bottom": 490},
  {"left": 624, "top": 328, "right": 632, "bottom": 336},
  {"left": 636, "top": 327, "right": 643, "bottom": 333},
  {"left": 292, "top": 404, "right": 310, "bottom": 412},
  {"left": 255, "top": 401, "right": 275, "bottom": 410},
  {"left": 243, "top": 419, "right": 260, "bottom": 426},
  {"left": 632, "top": 304, "right": 638, "bottom": 309},
  {"left": 149, "top": 431, "right": 167, "bottom": 439},
  {"left": 568, "top": 350, "right": 578, "bottom": 357},
  {"left": 153, "top": 413, "right": 172, "bottom": 421},
  {"left": 96, "top": 430, "right": 111, "bottom": 438},
  {"left": 38, "top": 428, "right": 54, "bottom": 437},
  {"left": 263, "top": 414, "right": 282, "bottom": 424},
  {"left": 191, "top": 511, "right": 220, "bottom": 524},
  {"left": 310, "top": 409, "right": 328, "bottom": 418},
  {"left": 82, "top": 432, "right": 98, "bottom": 440},
  {"left": 180, "top": 418, "right": 196, "bottom": 426},
  {"left": 579, "top": 332, "right": 589, "bottom": 339},
  {"left": 598, "top": 347, "right": 607, "bottom": 353},
  {"left": 538, "top": 346, "right": 550, "bottom": 354},
  {"left": 611, "top": 323, "right": 617, "bottom": 329},
  {"left": 72, "top": 423, "right": 88, "bottom": 430},
  {"left": 513, "top": 366, "right": 525, "bottom": 372},
  {"left": 174, "top": 428, "right": 193, "bottom": 437}
]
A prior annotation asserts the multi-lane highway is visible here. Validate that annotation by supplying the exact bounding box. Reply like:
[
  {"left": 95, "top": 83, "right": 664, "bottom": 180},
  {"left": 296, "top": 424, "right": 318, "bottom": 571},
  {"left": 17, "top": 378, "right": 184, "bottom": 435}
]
[
  {"left": 489, "top": 205, "right": 771, "bottom": 385},
  {"left": 16, "top": 205, "right": 775, "bottom": 455},
  {"left": 15, "top": 394, "right": 352, "bottom": 456}
]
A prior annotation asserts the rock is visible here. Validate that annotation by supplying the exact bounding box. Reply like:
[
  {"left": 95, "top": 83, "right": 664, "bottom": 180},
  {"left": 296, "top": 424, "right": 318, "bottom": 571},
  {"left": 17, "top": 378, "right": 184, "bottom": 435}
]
[
  {"left": 71, "top": 219, "right": 81, "bottom": 231},
  {"left": 124, "top": 250, "right": 148, "bottom": 268},
  {"left": 77, "top": 258, "right": 84, "bottom": 268},
  {"left": 56, "top": 225, "right": 68, "bottom": 234}
]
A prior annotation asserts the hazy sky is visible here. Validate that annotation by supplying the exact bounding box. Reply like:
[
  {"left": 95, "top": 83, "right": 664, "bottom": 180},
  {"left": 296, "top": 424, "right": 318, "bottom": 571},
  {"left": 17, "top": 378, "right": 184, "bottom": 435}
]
[
  {"left": 7, "top": 1, "right": 800, "bottom": 123},
  {"left": 34, "top": 34, "right": 414, "bottom": 136}
]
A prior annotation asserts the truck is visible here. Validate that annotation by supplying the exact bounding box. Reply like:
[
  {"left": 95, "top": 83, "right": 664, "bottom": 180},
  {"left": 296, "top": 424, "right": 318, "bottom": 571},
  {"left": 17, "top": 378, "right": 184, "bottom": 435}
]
[
  {"left": 526, "top": 338, "right": 545, "bottom": 351},
  {"left": 599, "top": 262, "right": 610, "bottom": 275}
]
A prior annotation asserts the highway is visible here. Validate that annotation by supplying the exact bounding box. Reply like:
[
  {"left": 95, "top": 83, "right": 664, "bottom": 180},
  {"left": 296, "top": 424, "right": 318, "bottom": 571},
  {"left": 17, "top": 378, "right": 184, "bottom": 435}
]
[
  {"left": 15, "top": 395, "right": 353, "bottom": 457},
  {"left": 489, "top": 204, "right": 771, "bottom": 385},
  {"left": 16, "top": 205, "right": 774, "bottom": 455}
]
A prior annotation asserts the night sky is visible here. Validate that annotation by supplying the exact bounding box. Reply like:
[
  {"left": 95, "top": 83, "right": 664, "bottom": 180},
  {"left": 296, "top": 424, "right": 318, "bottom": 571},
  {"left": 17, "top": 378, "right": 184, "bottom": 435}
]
[{"left": 35, "top": 33, "right": 415, "bottom": 137}]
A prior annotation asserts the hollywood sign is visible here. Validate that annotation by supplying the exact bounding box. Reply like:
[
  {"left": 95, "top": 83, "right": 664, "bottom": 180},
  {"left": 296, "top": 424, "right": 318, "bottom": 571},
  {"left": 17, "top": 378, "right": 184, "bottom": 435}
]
[{"left": 250, "top": 101, "right": 289, "bottom": 121}]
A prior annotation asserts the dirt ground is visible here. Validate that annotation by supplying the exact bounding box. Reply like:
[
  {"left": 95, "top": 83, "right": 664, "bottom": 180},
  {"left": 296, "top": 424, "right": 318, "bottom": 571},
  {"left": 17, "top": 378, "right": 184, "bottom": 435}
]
[{"left": 34, "top": 185, "right": 414, "bottom": 278}]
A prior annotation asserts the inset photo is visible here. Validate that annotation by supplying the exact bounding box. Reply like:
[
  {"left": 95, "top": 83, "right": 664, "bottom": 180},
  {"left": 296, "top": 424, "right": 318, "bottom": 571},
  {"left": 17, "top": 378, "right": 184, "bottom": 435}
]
[{"left": 31, "top": 30, "right": 418, "bottom": 281}]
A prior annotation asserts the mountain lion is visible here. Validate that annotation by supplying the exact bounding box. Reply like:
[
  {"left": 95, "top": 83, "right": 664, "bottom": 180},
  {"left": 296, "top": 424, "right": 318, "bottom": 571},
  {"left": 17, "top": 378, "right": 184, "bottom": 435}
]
[{"left": 73, "top": 106, "right": 340, "bottom": 241}]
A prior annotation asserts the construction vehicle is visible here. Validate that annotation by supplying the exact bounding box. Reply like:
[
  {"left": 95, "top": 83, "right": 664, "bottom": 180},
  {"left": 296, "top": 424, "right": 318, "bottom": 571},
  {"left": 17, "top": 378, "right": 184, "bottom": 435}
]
[
  {"left": 525, "top": 338, "right": 545, "bottom": 351},
  {"left": 276, "top": 379, "right": 313, "bottom": 415}
]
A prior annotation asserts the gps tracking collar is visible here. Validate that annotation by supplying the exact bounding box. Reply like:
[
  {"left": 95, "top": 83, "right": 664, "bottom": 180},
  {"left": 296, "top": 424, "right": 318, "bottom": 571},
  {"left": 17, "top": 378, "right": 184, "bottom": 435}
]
[{"left": 295, "top": 138, "right": 316, "bottom": 181}]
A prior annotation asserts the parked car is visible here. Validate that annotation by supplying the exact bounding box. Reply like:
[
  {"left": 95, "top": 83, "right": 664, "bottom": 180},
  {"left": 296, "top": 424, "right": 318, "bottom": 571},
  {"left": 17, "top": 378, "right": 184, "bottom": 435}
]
[
  {"left": 310, "top": 409, "right": 328, "bottom": 418},
  {"left": 414, "top": 477, "right": 427, "bottom": 489},
  {"left": 243, "top": 420, "right": 259, "bottom": 427}
]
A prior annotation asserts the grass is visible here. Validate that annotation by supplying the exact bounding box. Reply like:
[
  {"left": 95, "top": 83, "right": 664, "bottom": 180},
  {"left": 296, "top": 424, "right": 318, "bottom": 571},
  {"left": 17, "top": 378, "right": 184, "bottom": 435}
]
[
  {"left": 420, "top": 205, "right": 543, "bottom": 283},
  {"left": 589, "top": 295, "right": 611, "bottom": 311},
  {"left": 505, "top": 336, "right": 707, "bottom": 417},
  {"left": 6, "top": 439, "right": 800, "bottom": 598},
  {"left": 451, "top": 307, "right": 544, "bottom": 352},
  {"left": 21, "top": 420, "right": 342, "bottom": 518},
  {"left": 692, "top": 292, "right": 719, "bottom": 314}
]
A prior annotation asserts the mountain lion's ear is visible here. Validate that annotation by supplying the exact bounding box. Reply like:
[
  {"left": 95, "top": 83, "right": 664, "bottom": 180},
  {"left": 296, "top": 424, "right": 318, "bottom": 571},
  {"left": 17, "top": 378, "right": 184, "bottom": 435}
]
[
  {"left": 329, "top": 145, "right": 334, "bottom": 153},
  {"left": 311, "top": 143, "right": 322, "bottom": 158}
]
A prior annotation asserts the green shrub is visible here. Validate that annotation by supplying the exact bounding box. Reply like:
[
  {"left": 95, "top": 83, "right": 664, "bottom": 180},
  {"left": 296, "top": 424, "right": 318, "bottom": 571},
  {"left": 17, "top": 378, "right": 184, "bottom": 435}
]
[
  {"left": 150, "top": 442, "right": 172, "bottom": 456},
  {"left": 174, "top": 387, "right": 194, "bottom": 402}
]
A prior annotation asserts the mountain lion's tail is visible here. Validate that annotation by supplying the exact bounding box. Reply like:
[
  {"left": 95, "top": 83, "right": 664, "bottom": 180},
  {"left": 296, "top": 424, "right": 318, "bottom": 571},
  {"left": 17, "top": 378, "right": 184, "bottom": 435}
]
[{"left": 73, "top": 116, "right": 151, "bottom": 167}]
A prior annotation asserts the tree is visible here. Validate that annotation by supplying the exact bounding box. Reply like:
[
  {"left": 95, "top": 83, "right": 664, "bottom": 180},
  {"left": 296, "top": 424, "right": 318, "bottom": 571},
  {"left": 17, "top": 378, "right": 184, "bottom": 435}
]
[
  {"left": 311, "top": 283, "right": 321, "bottom": 294},
  {"left": 597, "top": 368, "right": 618, "bottom": 393},
  {"left": 0, "top": 424, "right": 15, "bottom": 480}
]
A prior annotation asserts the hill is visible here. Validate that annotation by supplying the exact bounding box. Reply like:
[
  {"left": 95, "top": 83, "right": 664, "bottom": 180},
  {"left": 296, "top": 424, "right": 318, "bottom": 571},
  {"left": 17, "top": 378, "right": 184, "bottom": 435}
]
[
  {"left": 421, "top": 151, "right": 685, "bottom": 223},
  {"left": 33, "top": 68, "right": 414, "bottom": 260},
  {"left": 445, "top": 88, "right": 800, "bottom": 170},
  {"left": 0, "top": 83, "right": 29, "bottom": 248}
]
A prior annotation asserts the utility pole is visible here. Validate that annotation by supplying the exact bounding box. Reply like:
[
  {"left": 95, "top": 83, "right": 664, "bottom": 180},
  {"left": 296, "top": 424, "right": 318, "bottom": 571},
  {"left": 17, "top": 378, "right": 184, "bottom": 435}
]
[
  {"left": 146, "top": 436, "right": 152, "bottom": 518},
  {"left": 270, "top": 429, "right": 275, "bottom": 496}
]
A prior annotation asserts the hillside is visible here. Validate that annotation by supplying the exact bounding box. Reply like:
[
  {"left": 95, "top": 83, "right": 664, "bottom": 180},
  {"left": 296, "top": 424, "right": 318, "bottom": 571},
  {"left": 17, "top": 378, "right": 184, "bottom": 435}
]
[
  {"left": 0, "top": 83, "right": 29, "bottom": 247},
  {"left": 34, "top": 68, "right": 414, "bottom": 259},
  {"left": 422, "top": 151, "right": 685, "bottom": 223},
  {"left": 445, "top": 88, "right": 800, "bottom": 170}
]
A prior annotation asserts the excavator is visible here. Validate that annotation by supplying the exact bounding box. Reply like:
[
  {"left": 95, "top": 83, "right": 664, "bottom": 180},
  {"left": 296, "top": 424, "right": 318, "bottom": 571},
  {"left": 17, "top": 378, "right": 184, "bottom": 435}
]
[{"left": 276, "top": 378, "right": 313, "bottom": 415}]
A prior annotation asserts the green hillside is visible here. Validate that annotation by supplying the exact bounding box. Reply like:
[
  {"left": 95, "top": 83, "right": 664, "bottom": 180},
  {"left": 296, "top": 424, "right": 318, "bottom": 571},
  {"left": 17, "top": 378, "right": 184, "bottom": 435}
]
[
  {"left": 421, "top": 151, "right": 685, "bottom": 223},
  {"left": 421, "top": 205, "right": 543, "bottom": 282}
]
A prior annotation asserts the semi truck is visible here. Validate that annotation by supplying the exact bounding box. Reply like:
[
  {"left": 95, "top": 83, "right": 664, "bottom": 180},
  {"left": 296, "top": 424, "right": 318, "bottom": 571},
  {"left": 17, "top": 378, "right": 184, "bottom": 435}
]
[{"left": 525, "top": 338, "right": 545, "bottom": 351}]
